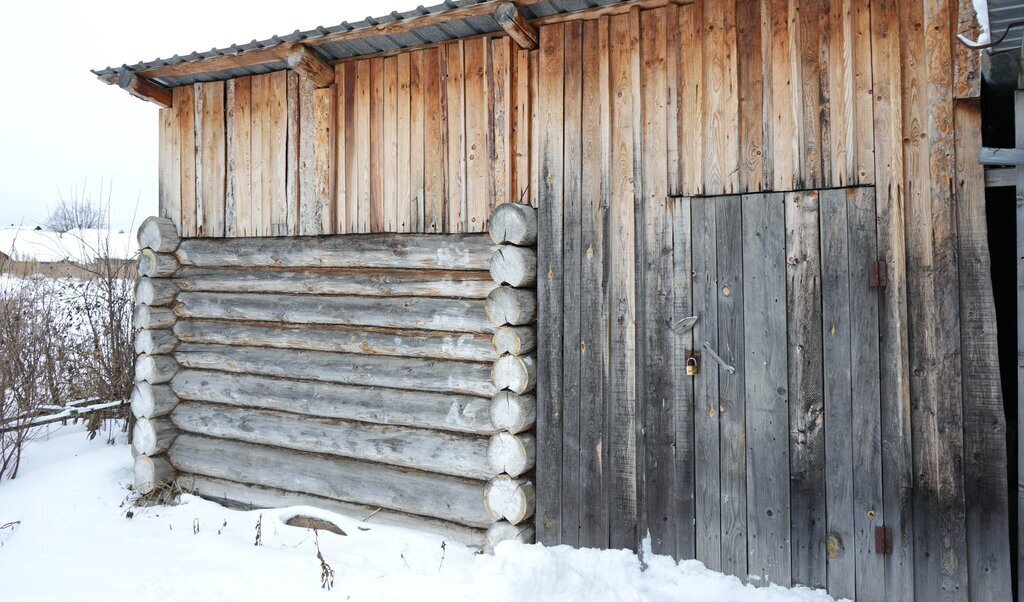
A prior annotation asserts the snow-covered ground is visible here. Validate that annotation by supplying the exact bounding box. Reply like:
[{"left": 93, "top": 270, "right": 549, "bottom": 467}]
[
  {"left": 0, "top": 424, "right": 839, "bottom": 602},
  {"left": 0, "top": 227, "right": 136, "bottom": 263}
]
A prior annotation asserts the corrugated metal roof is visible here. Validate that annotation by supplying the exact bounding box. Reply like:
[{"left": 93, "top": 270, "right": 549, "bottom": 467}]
[
  {"left": 989, "top": 0, "right": 1024, "bottom": 54},
  {"left": 92, "top": 0, "right": 627, "bottom": 88}
]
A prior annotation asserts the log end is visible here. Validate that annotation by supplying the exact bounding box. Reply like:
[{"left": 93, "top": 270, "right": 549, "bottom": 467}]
[
  {"left": 488, "top": 203, "right": 538, "bottom": 246},
  {"left": 133, "top": 454, "right": 175, "bottom": 495},
  {"left": 484, "top": 521, "right": 536, "bottom": 553},
  {"left": 489, "top": 391, "right": 536, "bottom": 434},
  {"left": 483, "top": 475, "right": 535, "bottom": 525},
  {"left": 138, "top": 216, "right": 181, "bottom": 253},
  {"left": 487, "top": 432, "right": 534, "bottom": 478}
]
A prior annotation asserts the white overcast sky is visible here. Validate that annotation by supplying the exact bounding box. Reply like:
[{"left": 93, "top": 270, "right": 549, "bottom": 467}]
[{"left": 0, "top": 0, "right": 423, "bottom": 232}]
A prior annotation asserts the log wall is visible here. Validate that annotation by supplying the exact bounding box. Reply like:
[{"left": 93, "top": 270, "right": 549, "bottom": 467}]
[{"left": 132, "top": 216, "right": 539, "bottom": 549}]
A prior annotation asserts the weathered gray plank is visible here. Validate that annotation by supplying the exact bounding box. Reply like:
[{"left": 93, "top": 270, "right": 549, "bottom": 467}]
[
  {"left": 784, "top": 190, "right": 826, "bottom": 590},
  {"left": 741, "top": 192, "right": 790, "bottom": 586},
  {"left": 535, "top": 21, "right": 565, "bottom": 546},
  {"left": 577, "top": 15, "right": 607, "bottom": 551},
  {"left": 173, "top": 266, "right": 496, "bottom": 299},
  {"left": 956, "top": 100, "right": 1013, "bottom": 600},
  {"left": 716, "top": 194, "right": 747, "bottom": 579},
  {"left": 169, "top": 434, "right": 492, "bottom": 527},
  {"left": 174, "top": 292, "right": 493, "bottom": 334},
  {"left": 819, "top": 187, "right": 855, "bottom": 598},
  {"left": 175, "top": 233, "right": 493, "bottom": 271},
  {"left": 171, "top": 402, "right": 495, "bottom": 479},
  {"left": 171, "top": 369, "right": 494, "bottom": 434},
  {"left": 174, "top": 343, "right": 495, "bottom": 397},
  {"left": 560, "top": 18, "right": 583, "bottom": 548},
  {"left": 671, "top": 196, "right": 695, "bottom": 559},
  {"left": 692, "top": 197, "right": 721, "bottom": 571},
  {"left": 173, "top": 319, "right": 496, "bottom": 362},
  {"left": 606, "top": 11, "right": 639, "bottom": 552},
  {"left": 846, "top": 187, "right": 885, "bottom": 600}
]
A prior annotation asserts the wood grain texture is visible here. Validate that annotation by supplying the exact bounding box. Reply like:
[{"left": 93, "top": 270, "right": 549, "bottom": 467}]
[
  {"left": 535, "top": 20, "right": 565, "bottom": 546},
  {"left": 173, "top": 319, "right": 496, "bottom": 362},
  {"left": 171, "top": 369, "right": 495, "bottom": 435},
  {"left": 691, "top": 197, "right": 720, "bottom": 571},
  {"left": 741, "top": 193, "right": 789, "bottom": 587},
  {"left": 176, "top": 85, "right": 197, "bottom": 237},
  {"left": 174, "top": 343, "right": 495, "bottom": 397},
  {"left": 785, "top": 190, "right": 825, "bottom": 590},
  {"left": 716, "top": 195, "right": 746, "bottom": 580},
  {"left": 955, "top": 99, "right": 1012, "bottom": 599},
  {"left": 170, "top": 434, "right": 492, "bottom": 527},
  {"left": 174, "top": 292, "right": 493, "bottom": 334},
  {"left": 172, "top": 402, "right": 495, "bottom": 479},
  {"left": 560, "top": 18, "right": 584, "bottom": 548}
]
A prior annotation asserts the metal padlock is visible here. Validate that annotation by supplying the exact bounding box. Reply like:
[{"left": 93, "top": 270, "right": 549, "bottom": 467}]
[{"left": 686, "top": 356, "right": 699, "bottom": 376}]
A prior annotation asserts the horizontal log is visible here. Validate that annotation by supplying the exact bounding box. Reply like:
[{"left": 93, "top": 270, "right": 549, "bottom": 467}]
[
  {"left": 138, "top": 216, "right": 181, "bottom": 253},
  {"left": 484, "top": 521, "right": 536, "bottom": 553},
  {"left": 132, "top": 417, "right": 177, "bottom": 456},
  {"left": 179, "top": 474, "right": 486, "bottom": 548},
  {"left": 134, "top": 453, "right": 175, "bottom": 495},
  {"left": 487, "top": 432, "right": 536, "bottom": 478},
  {"left": 489, "top": 203, "right": 537, "bottom": 246},
  {"left": 489, "top": 391, "right": 536, "bottom": 434},
  {"left": 485, "top": 286, "right": 537, "bottom": 326},
  {"left": 492, "top": 354, "right": 536, "bottom": 394},
  {"left": 174, "top": 320, "right": 496, "bottom": 362},
  {"left": 173, "top": 266, "right": 496, "bottom": 299},
  {"left": 135, "top": 329, "right": 178, "bottom": 355},
  {"left": 171, "top": 370, "right": 495, "bottom": 434},
  {"left": 489, "top": 246, "right": 537, "bottom": 287},
  {"left": 138, "top": 249, "right": 179, "bottom": 278},
  {"left": 175, "top": 292, "right": 493, "bottom": 334},
  {"left": 135, "top": 277, "right": 179, "bottom": 306},
  {"left": 130, "top": 382, "right": 178, "bottom": 419},
  {"left": 175, "top": 344, "right": 496, "bottom": 397},
  {"left": 483, "top": 475, "right": 535, "bottom": 525},
  {"left": 134, "top": 304, "right": 177, "bottom": 329},
  {"left": 492, "top": 326, "right": 536, "bottom": 355},
  {"left": 172, "top": 402, "right": 496, "bottom": 480},
  {"left": 169, "top": 434, "right": 493, "bottom": 527},
  {"left": 135, "top": 353, "right": 178, "bottom": 384},
  {"left": 175, "top": 234, "right": 493, "bottom": 271}
]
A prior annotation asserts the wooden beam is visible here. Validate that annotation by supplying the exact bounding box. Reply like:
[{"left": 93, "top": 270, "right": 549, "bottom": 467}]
[
  {"left": 495, "top": 2, "right": 538, "bottom": 50},
  {"left": 985, "top": 166, "right": 1017, "bottom": 187},
  {"left": 117, "top": 70, "right": 172, "bottom": 108},
  {"left": 980, "top": 147, "right": 1024, "bottom": 165},
  {"left": 286, "top": 46, "right": 335, "bottom": 87}
]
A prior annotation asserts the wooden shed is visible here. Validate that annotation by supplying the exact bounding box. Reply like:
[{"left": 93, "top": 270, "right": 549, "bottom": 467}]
[{"left": 98, "top": 0, "right": 1014, "bottom": 599}]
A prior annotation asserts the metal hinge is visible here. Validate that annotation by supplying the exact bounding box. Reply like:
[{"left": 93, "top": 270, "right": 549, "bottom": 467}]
[
  {"left": 875, "top": 526, "right": 893, "bottom": 554},
  {"left": 869, "top": 260, "right": 888, "bottom": 289}
]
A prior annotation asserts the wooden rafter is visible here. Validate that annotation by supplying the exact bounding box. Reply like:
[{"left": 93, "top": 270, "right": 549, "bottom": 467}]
[
  {"left": 116, "top": 71, "right": 172, "bottom": 108},
  {"left": 286, "top": 46, "right": 335, "bottom": 87},
  {"left": 495, "top": 2, "right": 538, "bottom": 50}
]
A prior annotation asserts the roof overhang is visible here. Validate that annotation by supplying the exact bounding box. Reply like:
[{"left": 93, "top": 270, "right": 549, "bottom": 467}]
[{"left": 92, "top": 0, "right": 642, "bottom": 106}]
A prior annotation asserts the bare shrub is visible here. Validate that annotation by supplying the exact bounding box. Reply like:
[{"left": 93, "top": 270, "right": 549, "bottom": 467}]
[
  {"left": 0, "top": 205, "right": 136, "bottom": 479},
  {"left": 46, "top": 180, "right": 110, "bottom": 232}
]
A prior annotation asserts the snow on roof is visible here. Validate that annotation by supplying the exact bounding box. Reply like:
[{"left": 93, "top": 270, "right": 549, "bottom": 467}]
[{"left": 0, "top": 227, "right": 137, "bottom": 263}]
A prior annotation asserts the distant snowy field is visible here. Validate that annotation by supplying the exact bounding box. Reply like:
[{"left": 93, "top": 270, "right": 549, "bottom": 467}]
[
  {"left": 0, "top": 424, "right": 839, "bottom": 602},
  {"left": 0, "top": 227, "right": 136, "bottom": 262}
]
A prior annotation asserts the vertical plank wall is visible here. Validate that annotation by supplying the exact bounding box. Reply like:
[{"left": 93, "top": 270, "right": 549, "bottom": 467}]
[
  {"left": 158, "top": 38, "right": 528, "bottom": 237},
  {"left": 526, "top": 2, "right": 1011, "bottom": 601},
  {"left": 151, "top": 0, "right": 1011, "bottom": 599}
]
